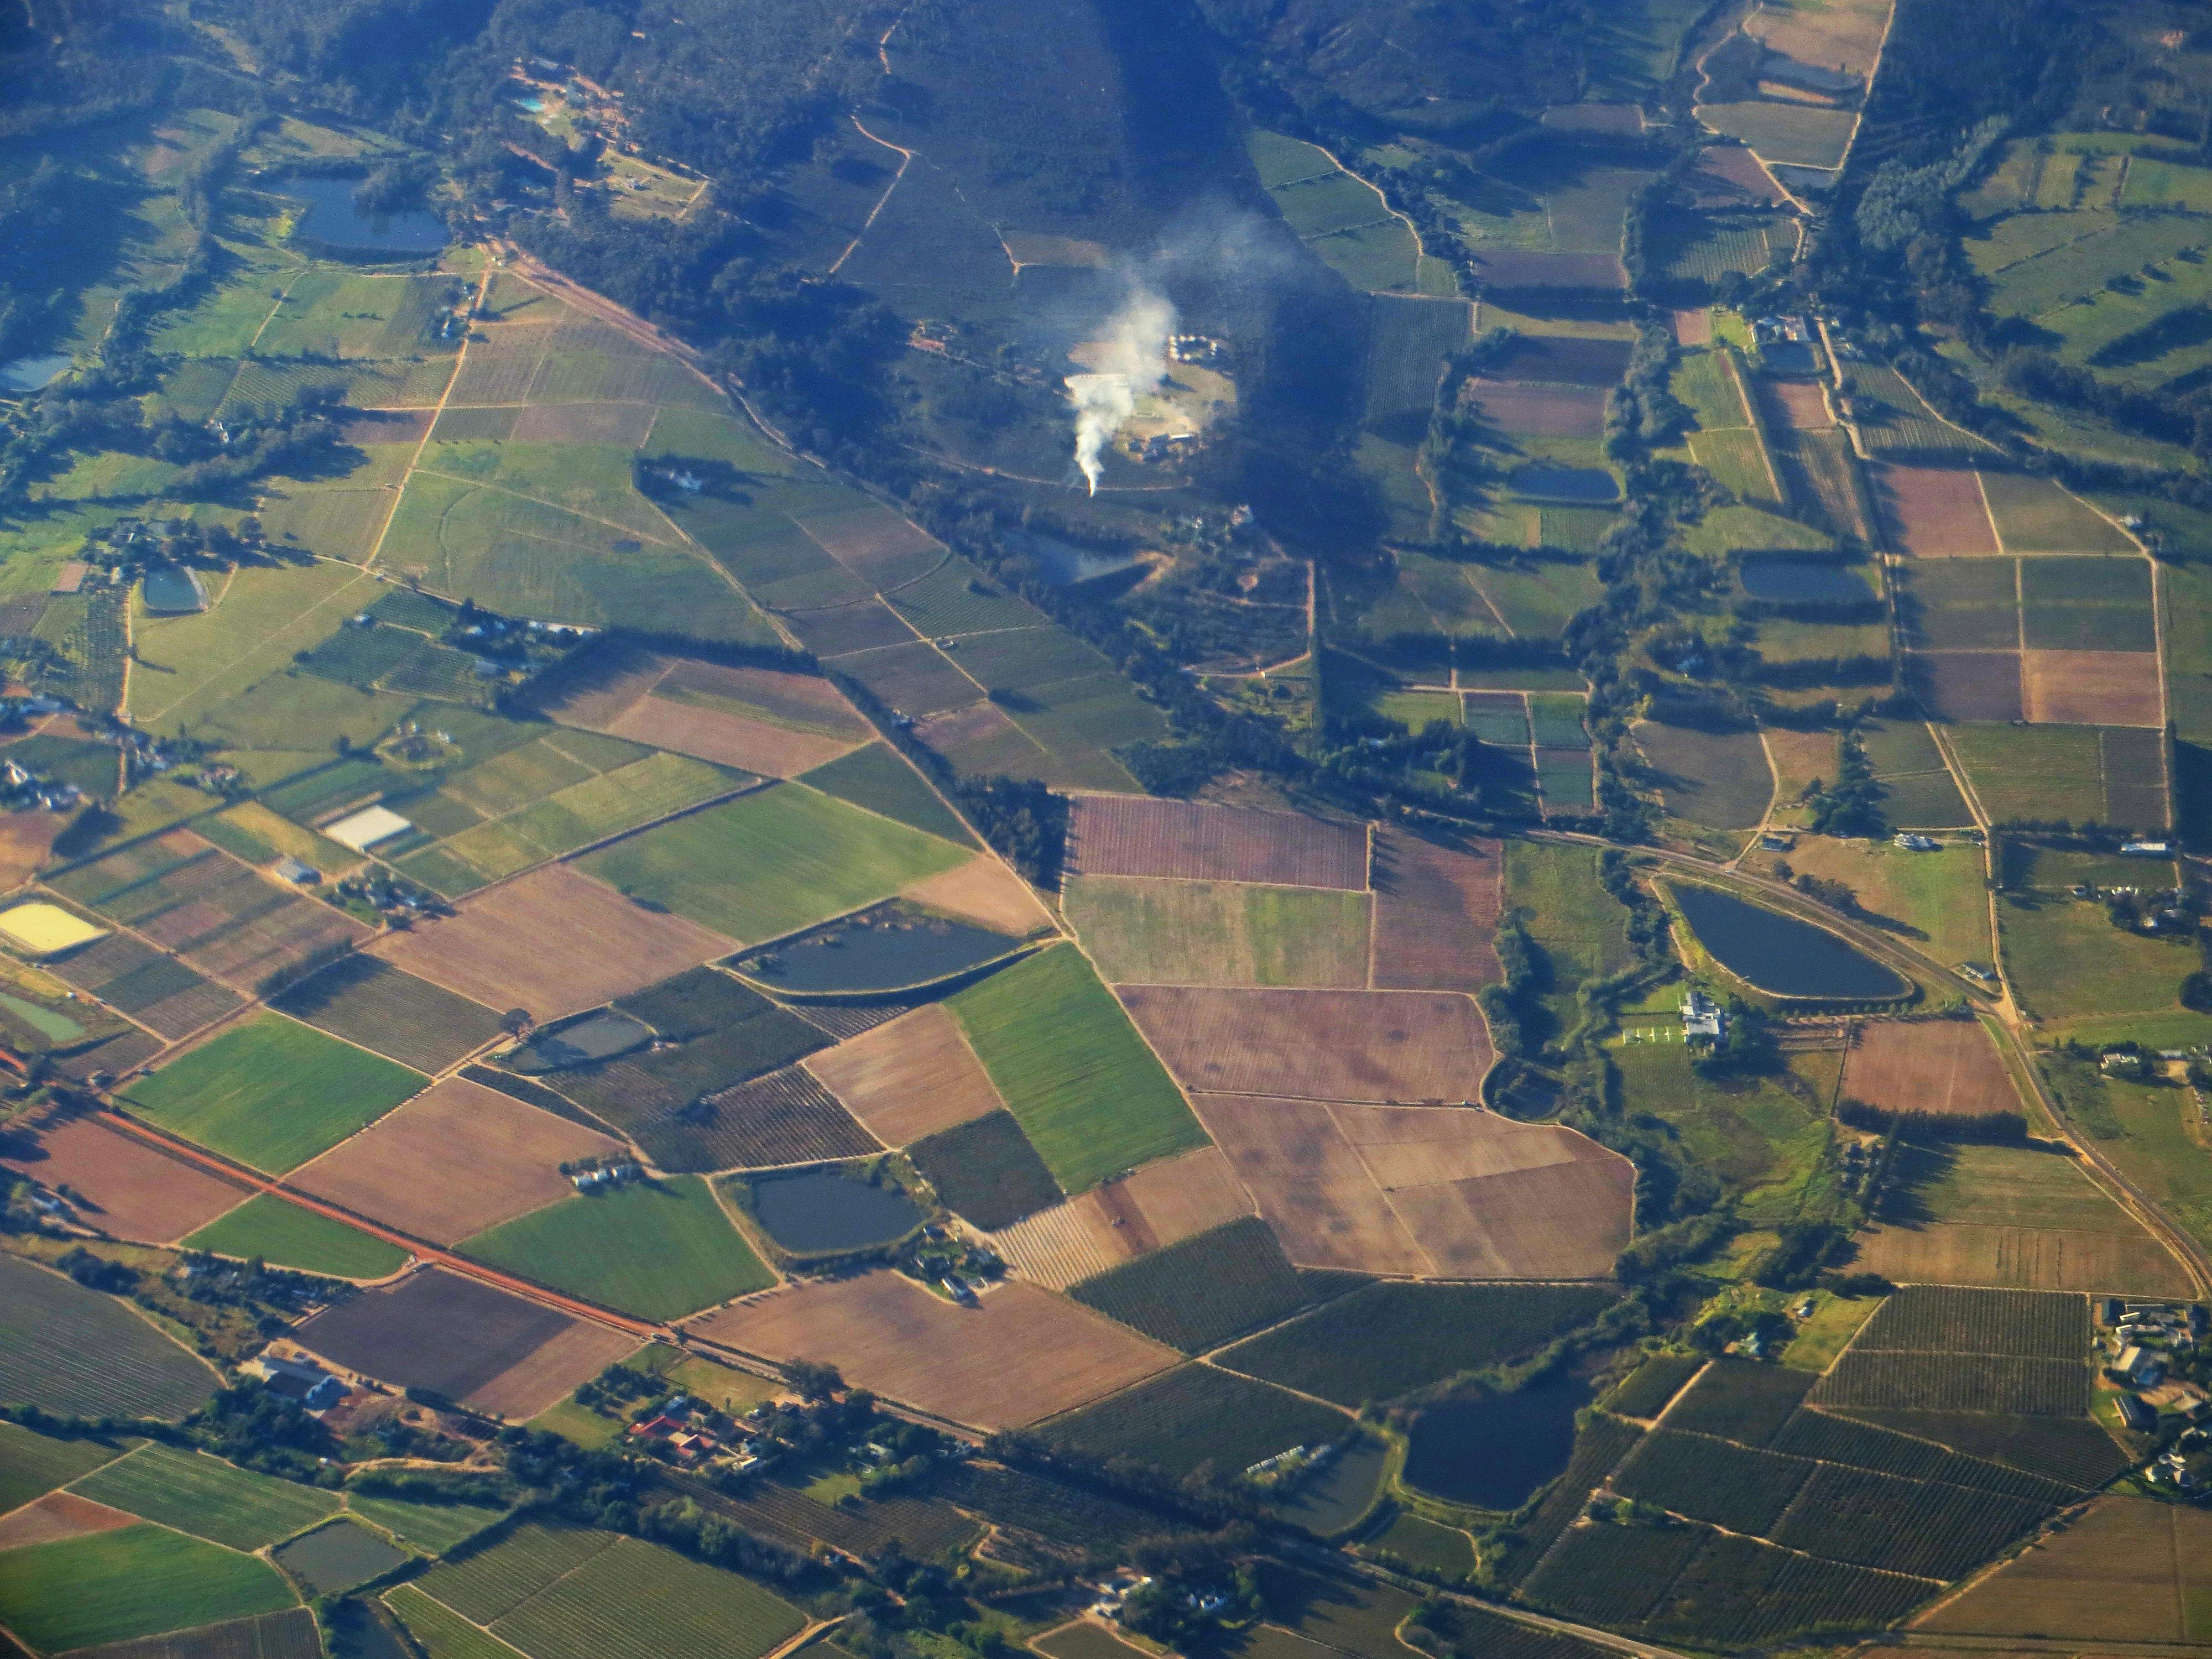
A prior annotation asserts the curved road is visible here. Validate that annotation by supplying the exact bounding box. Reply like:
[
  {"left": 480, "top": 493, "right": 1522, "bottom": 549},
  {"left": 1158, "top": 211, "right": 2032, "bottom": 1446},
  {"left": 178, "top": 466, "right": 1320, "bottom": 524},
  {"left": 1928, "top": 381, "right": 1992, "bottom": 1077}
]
[{"left": 1536, "top": 830, "right": 2212, "bottom": 1299}]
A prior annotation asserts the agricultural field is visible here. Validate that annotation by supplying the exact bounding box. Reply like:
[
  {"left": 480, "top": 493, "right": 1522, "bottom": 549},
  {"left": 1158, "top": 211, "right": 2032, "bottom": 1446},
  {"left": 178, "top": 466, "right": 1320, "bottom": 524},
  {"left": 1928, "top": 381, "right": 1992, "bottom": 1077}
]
[
  {"left": 906, "top": 1109, "right": 1063, "bottom": 1230},
  {"left": 1248, "top": 131, "right": 1446, "bottom": 295},
  {"left": 689, "top": 1271, "right": 1175, "bottom": 1430},
  {"left": 269, "top": 954, "right": 504, "bottom": 1072},
  {"left": 183, "top": 1193, "right": 410, "bottom": 1279},
  {"left": 1063, "top": 876, "right": 1372, "bottom": 987},
  {"left": 0, "top": 1255, "right": 217, "bottom": 1421},
  {"left": 118, "top": 1012, "right": 426, "bottom": 1175},
  {"left": 948, "top": 946, "right": 1205, "bottom": 1193},
  {"left": 70, "top": 1443, "right": 338, "bottom": 1551},
  {"left": 1217, "top": 1281, "right": 1615, "bottom": 1407},
  {"left": 1066, "top": 796, "right": 1370, "bottom": 888},
  {"left": 1122, "top": 987, "right": 1491, "bottom": 1104},
  {"left": 984, "top": 1147, "right": 1254, "bottom": 1290},
  {"left": 1914, "top": 1496, "right": 2212, "bottom": 1644},
  {"left": 1763, "top": 838, "right": 1991, "bottom": 967},
  {"left": 1995, "top": 889, "right": 2193, "bottom": 1021},
  {"left": 1068, "top": 1217, "right": 1310, "bottom": 1352},
  {"left": 458, "top": 1175, "right": 773, "bottom": 1322},
  {"left": 1610, "top": 1042, "right": 1832, "bottom": 1218},
  {"left": 0, "top": 1113, "right": 251, "bottom": 1245},
  {"left": 1044, "top": 1363, "right": 1349, "bottom": 1478},
  {"left": 1634, "top": 721, "right": 1773, "bottom": 832},
  {"left": 0, "top": 1525, "right": 298, "bottom": 1652},
  {"left": 1838, "top": 1018, "right": 2022, "bottom": 1120}
]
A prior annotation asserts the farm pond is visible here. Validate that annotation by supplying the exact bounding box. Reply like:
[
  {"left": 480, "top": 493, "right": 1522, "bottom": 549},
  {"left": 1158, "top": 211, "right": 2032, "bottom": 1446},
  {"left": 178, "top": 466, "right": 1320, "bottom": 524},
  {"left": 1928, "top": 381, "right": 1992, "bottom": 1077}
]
[
  {"left": 1739, "top": 556, "right": 1877, "bottom": 606},
  {"left": 274, "top": 173, "right": 449, "bottom": 254},
  {"left": 734, "top": 902, "right": 1018, "bottom": 994},
  {"left": 1403, "top": 1371, "right": 1594, "bottom": 1509},
  {"left": 1510, "top": 462, "right": 1619, "bottom": 503},
  {"left": 1672, "top": 884, "right": 1909, "bottom": 1000},
  {"left": 745, "top": 1168, "right": 924, "bottom": 1254},
  {"left": 138, "top": 564, "right": 207, "bottom": 614}
]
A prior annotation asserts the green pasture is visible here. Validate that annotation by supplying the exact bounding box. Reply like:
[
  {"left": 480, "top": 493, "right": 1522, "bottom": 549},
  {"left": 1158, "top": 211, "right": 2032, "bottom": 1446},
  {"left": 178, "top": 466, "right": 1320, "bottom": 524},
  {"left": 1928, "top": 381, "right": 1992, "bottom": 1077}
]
[
  {"left": 1611, "top": 1041, "right": 1833, "bottom": 1218},
  {"left": 0, "top": 1525, "right": 295, "bottom": 1652},
  {"left": 415, "top": 440, "right": 673, "bottom": 542},
  {"left": 1695, "top": 101, "right": 1856, "bottom": 169},
  {"left": 1997, "top": 892, "right": 2192, "bottom": 1021},
  {"left": 184, "top": 1193, "right": 411, "bottom": 1280},
  {"left": 0, "top": 1253, "right": 216, "bottom": 1422},
  {"left": 72, "top": 1442, "right": 340, "bottom": 1551},
  {"left": 0, "top": 1421, "right": 126, "bottom": 1514},
  {"left": 347, "top": 1493, "right": 508, "bottom": 1556},
  {"left": 796, "top": 745, "right": 975, "bottom": 846},
  {"left": 120, "top": 1013, "right": 426, "bottom": 1174},
  {"left": 126, "top": 559, "right": 377, "bottom": 735},
  {"left": 950, "top": 944, "right": 1206, "bottom": 1192},
  {"left": 1945, "top": 723, "right": 2107, "bottom": 826}
]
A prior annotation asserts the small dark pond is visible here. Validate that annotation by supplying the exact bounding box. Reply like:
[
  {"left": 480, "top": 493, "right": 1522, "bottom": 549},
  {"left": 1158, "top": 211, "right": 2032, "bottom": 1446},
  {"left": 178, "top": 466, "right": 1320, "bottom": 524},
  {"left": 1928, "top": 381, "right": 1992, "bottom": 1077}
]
[
  {"left": 511, "top": 1009, "right": 653, "bottom": 1072},
  {"left": 1673, "top": 884, "right": 1910, "bottom": 999},
  {"left": 736, "top": 902, "right": 1016, "bottom": 993},
  {"left": 749, "top": 1168, "right": 923, "bottom": 1254},
  {"left": 1404, "top": 1372, "right": 1594, "bottom": 1510},
  {"left": 0, "top": 354, "right": 71, "bottom": 394},
  {"left": 1510, "top": 462, "right": 1618, "bottom": 503},
  {"left": 1267, "top": 1433, "right": 1389, "bottom": 1534},
  {"left": 139, "top": 565, "right": 207, "bottom": 614},
  {"left": 1739, "top": 557, "right": 1875, "bottom": 605},
  {"left": 275, "top": 173, "right": 449, "bottom": 254}
]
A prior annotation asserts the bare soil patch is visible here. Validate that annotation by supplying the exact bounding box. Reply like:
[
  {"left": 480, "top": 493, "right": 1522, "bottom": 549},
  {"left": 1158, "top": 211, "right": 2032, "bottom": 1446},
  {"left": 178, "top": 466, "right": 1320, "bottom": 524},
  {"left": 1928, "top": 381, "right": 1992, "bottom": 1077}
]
[
  {"left": 1842, "top": 1019, "right": 2023, "bottom": 1119},
  {"left": 0, "top": 1492, "right": 139, "bottom": 1550},
  {"left": 527, "top": 639, "right": 665, "bottom": 727},
  {"left": 509, "top": 402, "right": 659, "bottom": 445},
  {"left": 1468, "top": 380, "right": 1607, "bottom": 439},
  {"left": 0, "top": 1114, "right": 251, "bottom": 1244},
  {"left": 1068, "top": 797, "right": 1368, "bottom": 889},
  {"left": 690, "top": 1270, "right": 1173, "bottom": 1429},
  {"left": 986, "top": 1146, "right": 1254, "bottom": 1290},
  {"left": 290, "top": 1076, "right": 622, "bottom": 1245},
  {"left": 0, "top": 812, "right": 62, "bottom": 892},
  {"left": 605, "top": 695, "right": 854, "bottom": 776},
  {"left": 1191, "top": 1093, "right": 1429, "bottom": 1276},
  {"left": 802, "top": 1004, "right": 1004, "bottom": 1145},
  {"left": 1119, "top": 987, "right": 1491, "bottom": 1103},
  {"left": 1370, "top": 830, "right": 1503, "bottom": 993},
  {"left": 336, "top": 409, "right": 434, "bottom": 445},
  {"left": 901, "top": 855, "right": 1051, "bottom": 935},
  {"left": 293, "top": 1265, "right": 633, "bottom": 1418},
  {"left": 1915, "top": 1497, "right": 2212, "bottom": 1643},
  {"left": 2021, "top": 649, "right": 2163, "bottom": 728},
  {"left": 372, "top": 863, "right": 735, "bottom": 1020},
  {"left": 785, "top": 598, "right": 919, "bottom": 656},
  {"left": 1875, "top": 465, "right": 1999, "bottom": 557},
  {"left": 1907, "top": 651, "right": 2023, "bottom": 722},
  {"left": 1693, "top": 144, "right": 1790, "bottom": 203},
  {"left": 1489, "top": 336, "right": 1636, "bottom": 387},
  {"left": 1671, "top": 309, "right": 1713, "bottom": 346},
  {"left": 795, "top": 508, "right": 944, "bottom": 583},
  {"left": 538, "top": 647, "right": 868, "bottom": 776},
  {"left": 1852, "top": 1222, "right": 2196, "bottom": 1297},
  {"left": 1761, "top": 378, "right": 1832, "bottom": 430}
]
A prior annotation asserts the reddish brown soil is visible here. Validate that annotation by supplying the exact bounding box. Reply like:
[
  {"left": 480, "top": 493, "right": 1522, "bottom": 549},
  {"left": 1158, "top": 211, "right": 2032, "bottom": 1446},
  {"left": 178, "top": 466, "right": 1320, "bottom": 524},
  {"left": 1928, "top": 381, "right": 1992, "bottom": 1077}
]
[
  {"left": 2021, "top": 650, "right": 2164, "bottom": 728},
  {"left": 1876, "top": 465, "right": 2000, "bottom": 557},
  {"left": 1841, "top": 1019, "right": 2025, "bottom": 1119},
  {"left": 0, "top": 1113, "right": 252, "bottom": 1243},
  {"left": 1117, "top": 987, "right": 1492, "bottom": 1103},
  {"left": 802, "top": 1004, "right": 1003, "bottom": 1146},
  {"left": 1370, "top": 830, "right": 1504, "bottom": 993},
  {"left": 1067, "top": 797, "right": 1369, "bottom": 889}
]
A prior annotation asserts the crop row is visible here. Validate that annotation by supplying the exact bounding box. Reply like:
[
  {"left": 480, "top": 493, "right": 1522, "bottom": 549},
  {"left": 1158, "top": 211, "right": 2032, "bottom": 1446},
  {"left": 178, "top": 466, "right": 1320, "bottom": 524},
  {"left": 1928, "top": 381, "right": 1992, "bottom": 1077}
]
[
  {"left": 1851, "top": 1286, "right": 2089, "bottom": 1360},
  {"left": 1071, "top": 1217, "right": 1310, "bottom": 1353}
]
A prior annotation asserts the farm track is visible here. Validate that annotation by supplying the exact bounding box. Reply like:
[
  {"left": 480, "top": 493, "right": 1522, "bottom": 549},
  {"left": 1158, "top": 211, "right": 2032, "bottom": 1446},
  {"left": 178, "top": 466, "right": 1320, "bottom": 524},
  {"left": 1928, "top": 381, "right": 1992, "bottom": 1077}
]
[{"left": 1537, "top": 829, "right": 2212, "bottom": 1300}]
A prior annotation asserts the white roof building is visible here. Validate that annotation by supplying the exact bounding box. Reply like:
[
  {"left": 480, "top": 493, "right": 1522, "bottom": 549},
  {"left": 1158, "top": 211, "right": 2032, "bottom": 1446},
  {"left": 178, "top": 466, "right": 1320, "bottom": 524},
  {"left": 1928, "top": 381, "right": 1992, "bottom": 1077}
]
[{"left": 324, "top": 805, "right": 414, "bottom": 853}]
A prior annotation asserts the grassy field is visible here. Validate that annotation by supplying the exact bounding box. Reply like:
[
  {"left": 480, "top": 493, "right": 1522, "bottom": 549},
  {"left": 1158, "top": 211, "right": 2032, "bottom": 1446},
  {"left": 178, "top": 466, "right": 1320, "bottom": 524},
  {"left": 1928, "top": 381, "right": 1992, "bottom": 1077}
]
[
  {"left": 797, "top": 744, "right": 975, "bottom": 846},
  {"left": 183, "top": 1193, "right": 411, "bottom": 1279},
  {"left": 348, "top": 1493, "right": 508, "bottom": 1556},
  {"left": 1248, "top": 132, "right": 1432, "bottom": 293},
  {"left": 388, "top": 1583, "right": 528, "bottom": 1659},
  {"left": 127, "top": 560, "right": 378, "bottom": 737},
  {"left": 1063, "top": 877, "right": 1373, "bottom": 988},
  {"left": 1218, "top": 1282, "right": 1614, "bottom": 1408},
  {"left": 1636, "top": 721, "right": 1774, "bottom": 831},
  {"left": 120, "top": 1013, "right": 427, "bottom": 1174},
  {"left": 1044, "top": 1363, "right": 1348, "bottom": 1479},
  {"left": 948, "top": 945, "right": 1207, "bottom": 1192},
  {"left": 1766, "top": 838, "right": 1992, "bottom": 968},
  {"left": 270, "top": 956, "right": 505, "bottom": 1073},
  {"left": 0, "top": 1421, "right": 127, "bottom": 1512},
  {"left": 577, "top": 783, "right": 968, "bottom": 945},
  {"left": 72, "top": 1442, "right": 340, "bottom": 1550},
  {"left": 0, "top": 1524, "right": 295, "bottom": 1651},
  {"left": 1504, "top": 840, "right": 1634, "bottom": 1046},
  {"left": 1947, "top": 723, "right": 2109, "bottom": 826},
  {"left": 488, "top": 1534, "right": 807, "bottom": 1659},
  {"left": 1995, "top": 892, "right": 2190, "bottom": 1020},
  {"left": 458, "top": 1175, "right": 773, "bottom": 1322},
  {"left": 2040, "top": 1055, "right": 2212, "bottom": 1256},
  {"left": 0, "top": 1254, "right": 216, "bottom": 1421},
  {"left": 1610, "top": 1042, "right": 1831, "bottom": 1219}
]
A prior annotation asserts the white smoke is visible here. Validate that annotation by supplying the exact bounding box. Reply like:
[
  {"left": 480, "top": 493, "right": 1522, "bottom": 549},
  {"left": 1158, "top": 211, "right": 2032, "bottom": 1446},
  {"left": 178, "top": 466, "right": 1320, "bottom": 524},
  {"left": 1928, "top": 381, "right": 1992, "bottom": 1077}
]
[{"left": 1066, "top": 288, "right": 1176, "bottom": 494}]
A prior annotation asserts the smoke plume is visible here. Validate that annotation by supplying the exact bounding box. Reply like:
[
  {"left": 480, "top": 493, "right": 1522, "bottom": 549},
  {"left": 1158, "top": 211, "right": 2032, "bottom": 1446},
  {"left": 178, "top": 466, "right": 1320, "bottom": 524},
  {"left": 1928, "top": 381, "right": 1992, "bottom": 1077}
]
[{"left": 1066, "top": 288, "right": 1175, "bottom": 494}]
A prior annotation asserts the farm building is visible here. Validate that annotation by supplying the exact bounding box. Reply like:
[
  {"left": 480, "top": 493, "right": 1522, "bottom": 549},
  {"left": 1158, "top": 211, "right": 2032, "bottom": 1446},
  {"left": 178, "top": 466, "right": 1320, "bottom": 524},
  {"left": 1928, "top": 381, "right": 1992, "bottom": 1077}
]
[
  {"left": 325, "top": 805, "right": 415, "bottom": 853},
  {"left": 273, "top": 856, "right": 319, "bottom": 885},
  {"left": 2117, "top": 1392, "right": 2158, "bottom": 1432},
  {"left": 1681, "top": 988, "right": 1724, "bottom": 1041}
]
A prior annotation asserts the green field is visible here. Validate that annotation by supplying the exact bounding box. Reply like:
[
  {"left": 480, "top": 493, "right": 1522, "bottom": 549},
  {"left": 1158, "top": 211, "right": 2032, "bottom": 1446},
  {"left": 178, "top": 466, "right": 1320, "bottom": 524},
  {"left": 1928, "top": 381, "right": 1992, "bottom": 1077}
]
[
  {"left": 904, "top": 1109, "right": 1064, "bottom": 1229},
  {"left": 1045, "top": 1363, "right": 1348, "bottom": 1479},
  {"left": 948, "top": 945, "right": 1207, "bottom": 1192},
  {"left": 487, "top": 1534, "right": 807, "bottom": 1659},
  {"left": 120, "top": 1013, "right": 427, "bottom": 1174},
  {"left": 0, "top": 1254, "right": 216, "bottom": 1421},
  {"left": 1773, "top": 838, "right": 1993, "bottom": 969},
  {"left": 797, "top": 744, "right": 976, "bottom": 847},
  {"left": 2039, "top": 1055, "right": 2212, "bottom": 1256},
  {"left": 1697, "top": 101, "right": 1856, "bottom": 169},
  {"left": 0, "top": 1421, "right": 127, "bottom": 1513},
  {"left": 389, "top": 1583, "right": 529, "bottom": 1659},
  {"left": 1063, "top": 876, "right": 1372, "bottom": 988},
  {"left": 0, "top": 1524, "right": 295, "bottom": 1652},
  {"left": 1362, "top": 1510, "right": 1476, "bottom": 1575},
  {"left": 73, "top": 1442, "right": 340, "bottom": 1550},
  {"left": 458, "top": 1175, "right": 772, "bottom": 1322},
  {"left": 1218, "top": 1282, "right": 1615, "bottom": 1408},
  {"left": 1997, "top": 892, "right": 2192, "bottom": 1021},
  {"left": 578, "top": 782, "right": 968, "bottom": 945},
  {"left": 1945, "top": 723, "right": 2109, "bottom": 827},
  {"left": 1610, "top": 1042, "right": 1832, "bottom": 1218},
  {"left": 1504, "top": 841, "right": 1635, "bottom": 1047},
  {"left": 417, "top": 1523, "right": 623, "bottom": 1624},
  {"left": 270, "top": 956, "right": 505, "bottom": 1073},
  {"left": 1070, "top": 1218, "right": 1312, "bottom": 1352},
  {"left": 127, "top": 560, "right": 378, "bottom": 737},
  {"left": 348, "top": 1493, "right": 509, "bottom": 1556},
  {"left": 1636, "top": 720, "right": 1774, "bottom": 831},
  {"left": 183, "top": 1193, "right": 411, "bottom": 1280},
  {"left": 1248, "top": 131, "right": 1431, "bottom": 293}
]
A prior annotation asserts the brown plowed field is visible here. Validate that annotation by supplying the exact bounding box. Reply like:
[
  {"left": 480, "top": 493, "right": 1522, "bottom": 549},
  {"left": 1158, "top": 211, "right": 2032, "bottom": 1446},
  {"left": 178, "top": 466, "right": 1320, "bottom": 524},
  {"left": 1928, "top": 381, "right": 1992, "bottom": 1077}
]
[
  {"left": 1188, "top": 1097, "right": 1630, "bottom": 1277},
  {"left": 1695, "top": 144, "right": 1790, "bottom": 202},
  {"left": 1191, "top": 1093, "right": 1430, "bottom": 1276},
  {"left": 0, "top": 1493, "right": 138, "bottom": 1551},
  {"left": 690, "top": 1271, "right": 1174, "bottom": 1429},
  {"left": 290, "top": 1076, "right": 623, "bottom": 1245},
  {"left": 986, "top": 1146, "right": 1254, "bottom": 1290},
  {"left": 1841, "top": 1019, "right": 2022, "bottom": 1119},
  {"left": 785, "top": 598, "right": 917, "bottom": 656},
  {"left": 372, "top": 863, "right": 735, "bottom": 1020},
  {"left": 1370, "top": 830, "right": 1504, "bottom": 992},
  {"left": 0, "top": 812, "right": 62, "bottom": 893},
  {"left": 901, "top": 855, "right": 1050, "bottom": 935},
  {"left": 293, "top": 1266, "right": 633, "bottom": 1418},
  {"left": 1491, "top": 336, "right": 1637, "bottom": 387},
  {"left": 1875, "top": 465, "right": 1999, "bottom": 557},
  {"left": 1852, "top": 1222, "right": 2195, "bottom": 1297},
  {"left": 1067, "top": 796, "right": 1369, "bottom": 889},
  {"left": 604, "top": 694, "right": 854, "bottom": 776},
  {"left": 1671, "top": 309, "right": 1713, "bottom": 346},
  {"left": 1119, "top": 987, "right": 1491, "bottom": 1103},
  {"left": 509, "top": 401, "right": 658, "bottom": 445},
  {"left": 1470, "top": 249, "right": 1627, "bottom": 291},
  {"left": 527, "top": 639, "right": 664, "bottom": 727},
  {"left": 2021, "top": 649, "right": 2163, "bottom": 728},
  {"left": 1761, "top": 378, "right": 1832, "bottom": 430},
  {"left": 0, "top": 1114, "right": 251, "bottom": 1244},
  {"left": 1914, "top": 1497, "right": 2212, "bottom": 1644},
  {"left": 794, "top": 508, "right": 944, "bottom": 582},
  {"left": 1469, "top": 380, "right": 1607, "bottom": 438},
  {"left": 1908, "top": 651, "right": 2023, "bottom": 722},
  {"left": 802, "top": 1004, "right": 1004, "bottom": 1145}
]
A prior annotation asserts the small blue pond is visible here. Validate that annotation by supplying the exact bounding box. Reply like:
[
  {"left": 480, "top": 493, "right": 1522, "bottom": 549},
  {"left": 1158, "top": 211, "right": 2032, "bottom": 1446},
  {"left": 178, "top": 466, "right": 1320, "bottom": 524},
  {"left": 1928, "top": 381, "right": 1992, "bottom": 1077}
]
[
  {"left": 1739, "top": 557, "right": 1876, "bottom": 604},
  {"left": 749, "top": 1168, "right": 924, "bottom": 1254},
  {"left": 1673, "top": 884, "right": 1910, "bottom": 999},
  {"left": 0, "top": 354, "right": 71, "bottom": 394},
  {"left": 1511, "top": 463, "right": 1619, "bottom": 503},
  {"left": 276, "top": 173, "right": 448, "bottom": 254},
  {"left": 139, "top": 566, "right": 207, "bottom": 614},
  {"left": 737, "top": 904, "right": 1017, "bottom": 994},
  {"left": 1405, "top": 1374, "right": 1594, "bottom": 1510}
]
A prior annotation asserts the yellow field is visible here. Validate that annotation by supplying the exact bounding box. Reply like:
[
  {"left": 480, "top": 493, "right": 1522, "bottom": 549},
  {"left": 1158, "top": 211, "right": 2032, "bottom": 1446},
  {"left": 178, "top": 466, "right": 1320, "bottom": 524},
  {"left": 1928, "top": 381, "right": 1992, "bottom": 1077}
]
[{"left": 0, "top": 903, "right": 106, "bottom": 957}]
